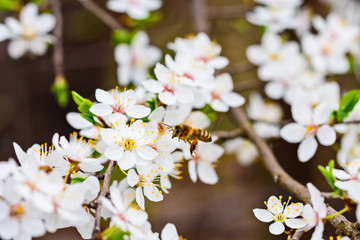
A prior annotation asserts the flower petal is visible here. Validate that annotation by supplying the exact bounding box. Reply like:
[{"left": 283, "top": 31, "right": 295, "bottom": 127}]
[
  {"left": 143, "top": 80, "right": 163, "bottom": 93},
  {"left": 298, "top": 137, "right": 318, "bottom": 162},
  {"left": 104, "top": 146, "right": 124, "bottom": 161},
  {"left": 285, "top": 218, "right": 306, "bottom": 229},
  {"left": 159, "top": 92, "right": 176, "bottom": 105},
  {"left": 127, "top": 169, "right": 139, "bottom": 187},
  {"left": 126, "top": 105, "right": 150, "bottom": 118},
  {"left": 253, "top": 209, "right": 274, "bottom": 223},
  {"left": 197, "top": 162, "right": 218, "bottom": 185},
  {"left": 280, "top": 123, "right": 306, "bottom": 143},
  {"left": 316, "top": 124, "right": 336, "bottom": 146},
  {"left": 269, "top": 221, "right": 285, "bottom": 235}
]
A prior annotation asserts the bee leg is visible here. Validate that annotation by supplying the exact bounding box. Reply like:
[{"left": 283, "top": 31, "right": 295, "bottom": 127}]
[{"left": 190, "top": 139, "right": 198, "bottom": 157}]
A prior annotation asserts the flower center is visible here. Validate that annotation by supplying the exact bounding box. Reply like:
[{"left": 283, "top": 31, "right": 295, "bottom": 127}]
[
  {"left": 275, "top": 212, "right": 285, "bottom": 222},
  {"left": 123, "top": 139, "right": 136, "bottom": 151},
  {"left": 211, "top": 91, "right": 221, "bottom": 100},
  {"left": 138, "top": 175, "right": 146, "bottom": 187},
  {"left": 269, "top": 53, "right": 280, "bottom": 61},
  {"left": 321, "top": 44, "right": 332, "bottom": 56},
  {"left": 164, "top": 84, "right": 175, "bottom": 93},
  {"left": 10, "top": 204, "right": 25, "bottom": 219},
  {"left": 306, "top": 124, "right": 318, "bottom": 136},
  {"left": 22, "top": 25, "right": 38, "bottom": 40}
]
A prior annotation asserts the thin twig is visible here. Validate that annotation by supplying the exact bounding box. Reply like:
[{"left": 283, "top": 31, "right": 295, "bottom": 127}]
[
  {"left": 231, "top": 108, "right": 360, "bottom": 239},
  {"left": 234, "top": 79, "right": 264, "bottom": 92},
  {"left": 50, "top": 0, "right": 65, "bottom": 78},
  {"left": 79, "top": 0, "right": 121, "bottom": 30},
  {"left": 211, "top": 128, "right": 244, "bottom": 140},
  {"left": 290, "top": 230, "right": 304, "bottom": 240},
  {"left": 92, "top": 160, "right": 115, "bottom": 239},
  {"left": 222, "top": 61, "right": 256, "bottom": 75},
  {"left": 191, "top": 0, "right": 209, "bottom": 33}
]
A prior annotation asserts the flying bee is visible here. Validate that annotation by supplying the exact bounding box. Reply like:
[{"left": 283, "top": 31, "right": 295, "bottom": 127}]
[{"left": 165, "top": 124, "right": 212, "bottom": 156}]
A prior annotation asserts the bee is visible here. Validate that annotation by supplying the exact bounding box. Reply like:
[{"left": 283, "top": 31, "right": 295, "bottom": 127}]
[{"left": 166, "top": 124, "right": 212, "bottom": 156}]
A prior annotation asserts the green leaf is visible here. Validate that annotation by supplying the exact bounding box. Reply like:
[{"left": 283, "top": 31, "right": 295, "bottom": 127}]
[
  {"left": 145, "top": 98, "right": 157, "bottom": 112},
  {"left": 347, "top": 54, "right": 355, "bottom": 73},
  {"left": 200, "top": 104, "right": 218, "bottom": 122},
  {"left": 51, "top": 76, "right": 70, "bottom": 107},
  {"left": 78, "top": 99, "right": 93, "bottom": 115},
  {"left": 336, "top": 89, "right": 360, "bottom": 122},
  {"left": 71, "top": 91, "right": 85, "bottom": 106},
  {"left": 318, "top": 165, "right": 336, "bottom": 191},
  {"left": 30, "top": 0, "right": 48, "bottom": 4},
  {"left": 0, "top": 0, "right": 19, "bottom": 11},
  {"left": 128, "top": 12, "right": 162, "bottom": 28},
  {"left": 102, "top": 225, "right": 130, "bottom": 240},
  {"left": 147, "top": 73, "right": 156, "bottom": 80},
  {"left": 80, "top": 113, "right": 95, "bottom": 125},
  {"left": 111, "top": 29, "right": 134, "bottom": 46},
  {"left": 70, "top": 177, "right": 86, "bottom": 184}
]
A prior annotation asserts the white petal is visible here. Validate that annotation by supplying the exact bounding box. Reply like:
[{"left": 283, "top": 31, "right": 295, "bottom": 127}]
[
  {"left": 253, "top": 209, "right": 274, "bottom": 223},
  {"left": 174, "top": 86, "right": 194, "bottom": 103},
  {"left": 8, "top": 39, "right": 28, "bottom": 59},
  {"left": 198, "top": 162, "right": 218, "bottom": 185},
  {"left": 143, "top": 80, "right": 163, "bottom": 93},
  {"left": 291, "top": 101, "right": 312, "bottom": 125},
  {"left": 280, "top": 123, "right": 306, "bottom": 143},
  {"left": 136, "top": 146, "right": 158, "bottom": 160},
  {"left": 313, "top": 102, "right": 333, "bottom": 125},
  {"left": 136, "top": 187, "right": 145, "bottom": 210},
  {"left": 117, "top": 151, "right": 135, "bottom": 170},
  {"left": 285, "top": 202, "right": 303, "bottom": 218},
  {"left": 222, "top": 92, "right": 245, "bottom": 108},
  {"left": 161, "top": 223, "right": 179, "bottom": 239},
  {"left": 285, "top": 218, "right": 306, "bottom": 229},
  {"left": 144, "top": 183, "right": 163, "bottom": 202},
  {"left": 0, "top": 24, "right": 10, "bottom": 42},
  {"left": 159, "top": 92, "right": 176, "bottom": 105},
  {"left": 104, "top": 146, "right": 124, "bottom": 160},
  {"left": 127, "top": 169, "right": 139, "bottom": 187},
  {"left": 311, "top": 222, "right": 324, "bottom": 240},
  {"left": 316, "top": 125, "right": 336, "bottom": 146},
  {"left": 298, "top": 137, "right": 318, "bottom": 162},
  {"left": 20, "top": 3, "right": 38, "bottom": 24},
  {"left": 35, "top": 14, "right": 56, "bottom": 34},
  {"left": 211, "top": 99, "right": 229, "bottom": 112},
  {"left": 95, "top": 89, "right": 113, "bottom": 104},
  {"left": 0, "top": 218, "right": 19, "bottom": 239},
  {"left": 66, "top": 112, "right": 92, "bottom": 129},
  {"left": 21, "top": 217, "right": 45, "bottom": 237},
  {"left": 332, "top": 169, "right": 351, "bottom": 180},
  {"left": 126, "top": 105, "right": 150, "bottom": 118},
  {"left": 269, "top": 221, "right": 285, "bottom": 235},
  {"left": 90, "top": 103, "right": 113, "bottom": 116},
  {"left": 188, "top": 160, "right": 197, "bottom": 183}
]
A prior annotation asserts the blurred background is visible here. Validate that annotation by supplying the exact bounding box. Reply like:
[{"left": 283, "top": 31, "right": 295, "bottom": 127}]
[{"left": 0, "top": 0, "right": 359, "bottom": 239}]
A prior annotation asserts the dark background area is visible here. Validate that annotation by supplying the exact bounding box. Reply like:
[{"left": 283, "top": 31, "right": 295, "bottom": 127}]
[{"left": 0, "top": 0, "right": 358, "bottom": 239}]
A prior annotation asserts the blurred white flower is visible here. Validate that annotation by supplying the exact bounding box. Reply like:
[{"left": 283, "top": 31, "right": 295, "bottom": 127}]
[
  {"left": 280, "top": 101, "right": 336, "bottom": 162},
  {"left": 115, "top": 31, "right": 161, "bottom": 86},
  {"left": 107, "top": 0, "right": 162, "bottom": 19},
  {"left": 224, "top": 137, "right": 258, "bottom": 166},
  {"left": 0, "top": 3, "right": 55, "bottom": 59}
]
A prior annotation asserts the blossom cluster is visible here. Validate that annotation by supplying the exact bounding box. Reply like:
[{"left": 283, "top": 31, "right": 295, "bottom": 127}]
[
  {"left": 246, "top": 0, "right": 360, "bottom": 162},
  {"left": 254, "top": 183, "right": 327, "bottom": 239}
]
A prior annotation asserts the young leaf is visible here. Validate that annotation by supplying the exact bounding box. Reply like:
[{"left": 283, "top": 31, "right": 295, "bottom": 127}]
[
  {"left": 70, "top": 177, "right": 86, "bottom": 184},
  {"left": 51, "top": 76, "right": 69, "bottom": 107},
  {"left": 71, "top": 91, "right": 85, "bottom": 106}
]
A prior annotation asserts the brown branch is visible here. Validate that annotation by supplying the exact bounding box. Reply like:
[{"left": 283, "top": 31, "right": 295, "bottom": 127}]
[
  {"left": 231, "top": 108, "right": 360, "bottom": 239},
  {"left": 289, "top": 230, "right": 304, "bottom": 240},
  {"left": 207, "top": 5, "right": 252, "bottom": 20},
  {"left": 50, "top": 0, "right": 65, "bottom": 78},
  {"left": 191, "top": 0, "right": 209, "bottom": 33},
  {"left": 79, "top": 0, "right": 122, "bottom": 30},
  {"left": 222, "top": 61, "right": 256, "bottom": 75},
  {"left": 92, "top": 160, "right": 115, "bottom": 240},
  {"left": 211, "top": 128, "right": 244, "bottom": 140}
]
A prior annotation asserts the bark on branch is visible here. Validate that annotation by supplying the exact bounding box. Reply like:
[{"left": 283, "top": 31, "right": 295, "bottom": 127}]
[
  {"left": 79, "top": 0, "right": 122, "bottom": 30},
  {"left": 92, "top": 160, "right": 116, "bottom": 240}
]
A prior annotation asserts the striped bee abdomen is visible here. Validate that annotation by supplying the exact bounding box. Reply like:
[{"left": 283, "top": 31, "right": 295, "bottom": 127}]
[{"left": 195, "top": 128, "right": 212, "bottom": 142}]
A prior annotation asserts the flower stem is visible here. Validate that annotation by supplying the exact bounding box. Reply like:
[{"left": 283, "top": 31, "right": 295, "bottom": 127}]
[
  {"left": 119, "top": 167, "right": 127, "bottom": 176},
  {"left": 324, "top": 207, "right": 349, "bottom": 220},
  {"left": 63, "top": 167, "right": 72, "bottom": 188}
]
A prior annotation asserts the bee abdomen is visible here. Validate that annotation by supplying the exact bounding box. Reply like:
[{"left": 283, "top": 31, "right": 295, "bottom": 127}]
[{"left": 196, "top": 128, "right": 212, "bottom": 142}]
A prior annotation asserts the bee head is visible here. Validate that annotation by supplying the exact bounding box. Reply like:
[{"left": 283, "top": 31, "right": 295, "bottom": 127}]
[{"left": 172, "top": 125, "right": 181, "bottom": 138}]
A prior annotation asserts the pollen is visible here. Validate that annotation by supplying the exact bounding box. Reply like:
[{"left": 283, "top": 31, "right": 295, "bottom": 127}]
[{"left": 123, "top": 138, "right": 136, "bottom": 151}]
